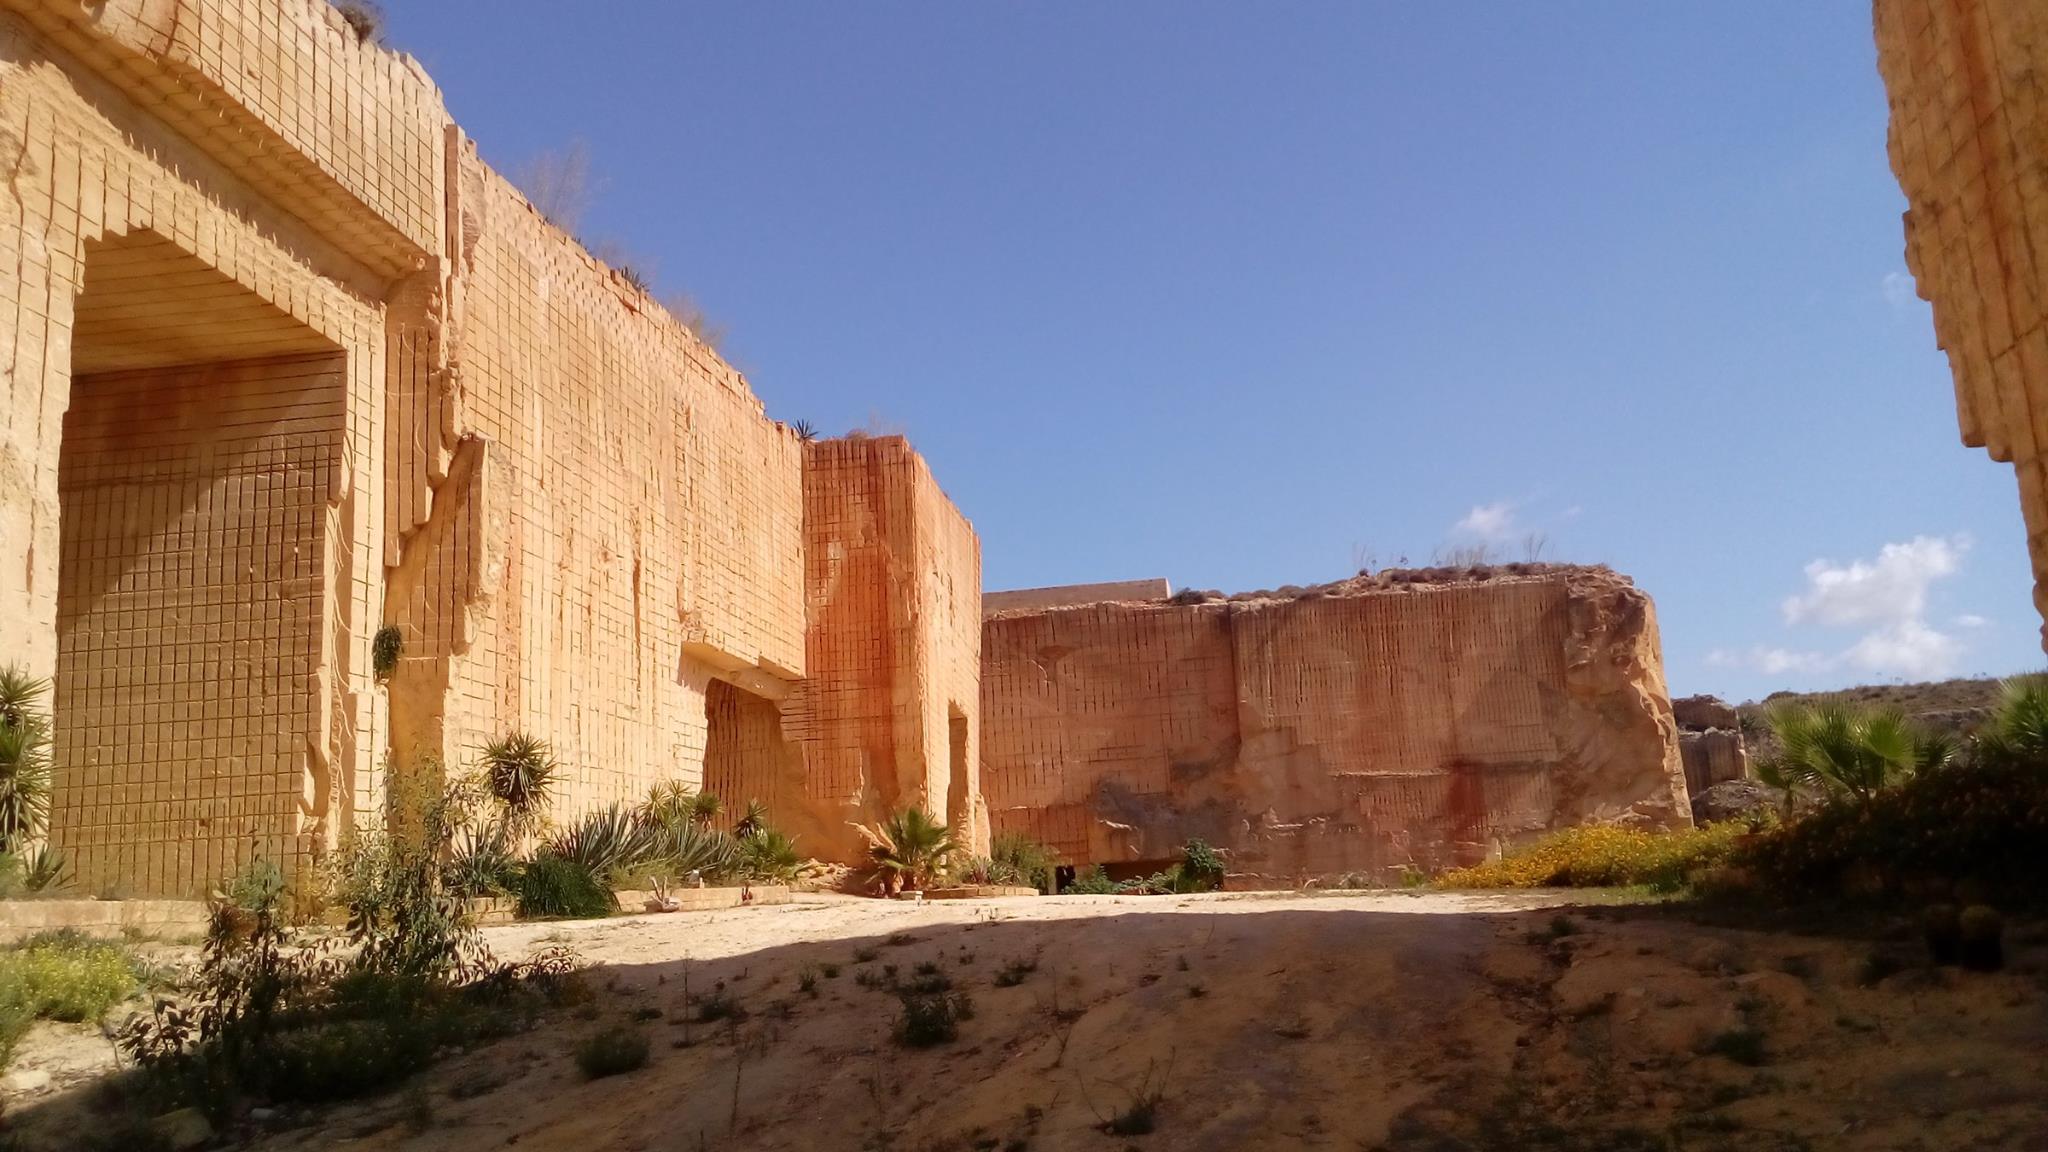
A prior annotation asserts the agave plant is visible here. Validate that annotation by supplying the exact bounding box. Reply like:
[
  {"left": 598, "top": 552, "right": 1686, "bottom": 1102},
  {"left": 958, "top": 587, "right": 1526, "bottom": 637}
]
[
  {"left": 481, "top": 732, "right": 556, "bottom": 827},
  {"left": 740, "top": 827, "right": 803, "bottom": 884},
  {"left": 858, "top": 807, "right": 958, "bottom": 893},
  {"left": 643, "top": 817, "right": 743, "bottom": 880},
  {"left": 21, "top": 843, "right": 69, "bottom": 893},
  {"left": 641, "top": 780, "right": 695, "bottom": 826},
  {"left": 444, "top": 819, "right": 518, "bottom": 898},
  {"left": 549, "top": 803, "right": 660, "bottom": 880},
  {"left": 734, "top": 799, "right": 771, "bottom": 840},
  {"left": 0, "top": 666, "right": 52, "bottom": 854},
  {"left": 1766, "top": 699, "right": 1954, "bottom": 805}
]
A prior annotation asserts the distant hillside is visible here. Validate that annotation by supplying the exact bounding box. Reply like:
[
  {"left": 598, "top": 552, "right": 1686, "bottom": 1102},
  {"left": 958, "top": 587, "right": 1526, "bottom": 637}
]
[
  {"left": 1733, "top": 676, "right": 2010, "bottom": 749},
  {"left": 1740, "top": 676, "right": 2007, "bottom": 715}
]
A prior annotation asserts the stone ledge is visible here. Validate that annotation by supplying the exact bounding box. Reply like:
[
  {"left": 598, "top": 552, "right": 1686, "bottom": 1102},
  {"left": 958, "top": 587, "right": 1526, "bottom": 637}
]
[
  {"left": 0, "top": 899, "right": 210, "bottom": 943},
  {"left": 917, "top": 886, "right": 1040, "bottom": 900},
  {"left": 615, "top": 886, "right": 793, "bottom": 914}
]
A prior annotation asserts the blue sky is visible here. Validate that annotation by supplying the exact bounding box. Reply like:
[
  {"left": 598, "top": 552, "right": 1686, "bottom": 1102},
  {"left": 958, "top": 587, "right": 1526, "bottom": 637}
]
[{"left": 380, "top": 2, "right": 2041, "bottom": 703}]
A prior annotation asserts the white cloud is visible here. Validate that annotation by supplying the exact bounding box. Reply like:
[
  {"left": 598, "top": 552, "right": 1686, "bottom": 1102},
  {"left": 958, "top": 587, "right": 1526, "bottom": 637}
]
[
  {"left": 1719, "top": 535, "right": 1974, "bottom": 681},
  {"left": 1882, "top": 270, "right": 1918, "bottom": 311},
  {"left": 1954, "top": 613, "right": 1989, "bottom": 629},
  {"left": 1843, "top": 619, "right": 1963, "bottom": 678},
  {"left": 1781, "top": 535, "right": 1968, "bottom": 628},
  {"left": 1454, "top": 501, "right": 1517, "bottom": 541}
]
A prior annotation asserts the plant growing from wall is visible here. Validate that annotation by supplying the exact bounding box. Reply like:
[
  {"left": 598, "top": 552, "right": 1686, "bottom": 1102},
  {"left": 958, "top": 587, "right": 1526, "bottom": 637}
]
[
  {"left": 859, "top": 808, "right": 958, "bottom": 893},
  {"left": 480, "top": 733, "right": 556, "bottom": 831},
  {"left": 0, "top": 666, "right": 53, "bottom": 856},
  {"left": 372, "top": 626, "right": 403, "bottom": 681}
]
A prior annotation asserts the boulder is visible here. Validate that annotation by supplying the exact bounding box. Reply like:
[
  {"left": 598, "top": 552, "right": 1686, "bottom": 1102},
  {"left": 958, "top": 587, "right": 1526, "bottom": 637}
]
[
  {"left": 1672, "top": 694, "right": 1740, "bottom": 732},
  {"left": 1691, "top": 779, "right": 1775, "bottom": 826}
]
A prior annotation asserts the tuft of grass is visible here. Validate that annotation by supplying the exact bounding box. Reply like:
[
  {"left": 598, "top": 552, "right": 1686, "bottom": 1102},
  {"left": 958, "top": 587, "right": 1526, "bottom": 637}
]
[
  {"left": 693, "top": 986, "right": 743, "bottom": 1023},
  {"left": 994, "top": 954, "right": 1040, "bottom": 988},
  {"left": 853, "top": 946, "right": 880, "bottom": 963},
  {"left": 575, "top": 1025, "right": 650, "bottom": 1079},
  {"left": 894, "top": 989, "right": 974, "bottom": 1047},
  {"left": 819, "top": 962, "right": 841, "bottom": 979},
  {"left": 1525, "top": 914, "right": 1580, "bottom": 945},
  {"left": 797, "top": 966, "right": 819, "bottom": 996}
]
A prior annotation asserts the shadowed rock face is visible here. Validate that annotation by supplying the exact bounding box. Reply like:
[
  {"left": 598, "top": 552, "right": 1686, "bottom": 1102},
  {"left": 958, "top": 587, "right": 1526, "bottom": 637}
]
[
  {"left": 981, "top": 566, "right": 1689, "bottom": 883},
  {"left": 1875, "top": 0, "right": 2048, "bottom": 648}
]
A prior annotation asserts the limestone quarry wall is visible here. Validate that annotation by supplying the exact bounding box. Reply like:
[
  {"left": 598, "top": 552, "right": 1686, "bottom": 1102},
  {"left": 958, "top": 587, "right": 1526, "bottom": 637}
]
[
  {"left": 981, "top": 571, "right": 1689, "bottom": 882},
  {"left": 1874, "top": 0, "right": 2048, "bottom": 645},
  {"left": 794, "top": 437, "right": 984, "bottom": 860},
  {"left": 0, "top": 0, "right": 979, "bottom": 893}
]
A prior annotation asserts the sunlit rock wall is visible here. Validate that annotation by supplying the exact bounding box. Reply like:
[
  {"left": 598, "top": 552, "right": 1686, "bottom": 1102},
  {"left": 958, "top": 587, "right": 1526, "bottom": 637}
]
[
  {"left": 0, "top": 0, "right": 979, "bottom": 892},
  {"left": 981, "top": 568, "right": 1689, "bottom": 883},
  {"left": 1874, "top": 0, "right": 2048, "bottom": 646}
]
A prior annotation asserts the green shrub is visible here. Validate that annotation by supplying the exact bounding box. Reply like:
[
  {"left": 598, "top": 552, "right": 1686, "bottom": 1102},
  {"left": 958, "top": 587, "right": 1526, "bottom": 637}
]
[
  {"left": 740, "top": 827, "right": 803, "bottom": 883},
  {"left": 574, "top": 1025, "right": 649, "bottom": 1079},
  {"left": 894, "top": 988, "right": 973, "bottom": 1047},
  {"left": 1739, "top": 753, "right": 2048, "bottom": 906},
  {"left": 1180, "top": 839, "right": 1225, "bottom": 890},
  {"left": 1439, "top": 822, "right": 1747, "bottom": 891},
  {"left": 0, "top": 931, "right": 139, "bottom": 1067},
  {"left": 371, "top": 625, "right": 403, "bottom": 680},
  {"left": 224, "top": 858, "right": 286, "bottom": 913},
  {"left": 1065, "top": 865, "right": 1117, "bottom": 895},
  {"left": 1, "top": 931, "right": 141, "bottom": 1022},
  {"left": 514, "top": 854, "right": 616, "bottom": 920},
  {"left": 988, "top": 832, "right": 1060, "bottom": 893},
  {"left": 260, "top": 1016, "right": 437, "bottom": 1101}
]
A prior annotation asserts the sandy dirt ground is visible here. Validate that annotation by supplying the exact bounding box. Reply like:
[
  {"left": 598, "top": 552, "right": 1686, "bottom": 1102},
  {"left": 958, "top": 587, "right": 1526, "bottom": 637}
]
[{"left": 5, "top": 890, "right": 2046, "bottom": 1151}]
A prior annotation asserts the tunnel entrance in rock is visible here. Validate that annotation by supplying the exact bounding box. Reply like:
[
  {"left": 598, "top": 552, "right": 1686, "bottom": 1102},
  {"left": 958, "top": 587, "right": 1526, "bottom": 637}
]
[
  {"left": 53, "top": 228, "right": 345, "bottom": 895},
  {"left": 703, "top": 677, "right": 795, "bottom": 818}
]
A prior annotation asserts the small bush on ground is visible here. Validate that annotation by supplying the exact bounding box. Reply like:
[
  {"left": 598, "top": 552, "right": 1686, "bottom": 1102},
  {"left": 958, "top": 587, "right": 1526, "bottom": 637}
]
[
  {"left": 894, "top": 988, "right": 973, "bottom": 1047},
  {"left": 0, "top": 931, "right": 141, "bottom": 1067},
  {"left": 119, "top": 778, "right": 582, "bottom": 1116},
  {"left": 1065, "top": 866, "right": 1117, "bottom": 895},
  {"left": 575, "top": 1025, "right": 649, "bottom": 1078},
  {"left": 1438, "top": 823, "right": 1747, "bottom": 891},
  {"left": 514, "top": 853, "right": 616, "bottom": 920},
  {"left": 987, "top": 832, "right": 1061, "bottom": 893}
]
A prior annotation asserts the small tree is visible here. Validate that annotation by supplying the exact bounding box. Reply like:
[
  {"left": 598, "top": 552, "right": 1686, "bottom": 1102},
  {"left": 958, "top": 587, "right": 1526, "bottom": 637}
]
[{"left": 480, "top": 733, "right": 556, "bottom": 831}]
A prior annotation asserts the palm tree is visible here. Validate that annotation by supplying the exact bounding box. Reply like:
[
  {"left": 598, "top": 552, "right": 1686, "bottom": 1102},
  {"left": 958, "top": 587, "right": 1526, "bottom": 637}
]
[
  {"left": 1976, "top": 674, "right": 2048, "bottom": 766},
  {"left": 1766, "top": 699, "right": 1954, "bottom": 805},
  {"left": 480, "top": 732, "right": 556, "bottom": 829},
  {"left": 858, "top": 807, "right": 958, "bottom": 893},
  {"left": 0, "top": 666, "right": 52, "bottom": 854},
  {"left": 687, "top": 790, "right": 724, "bottom": 829}
]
